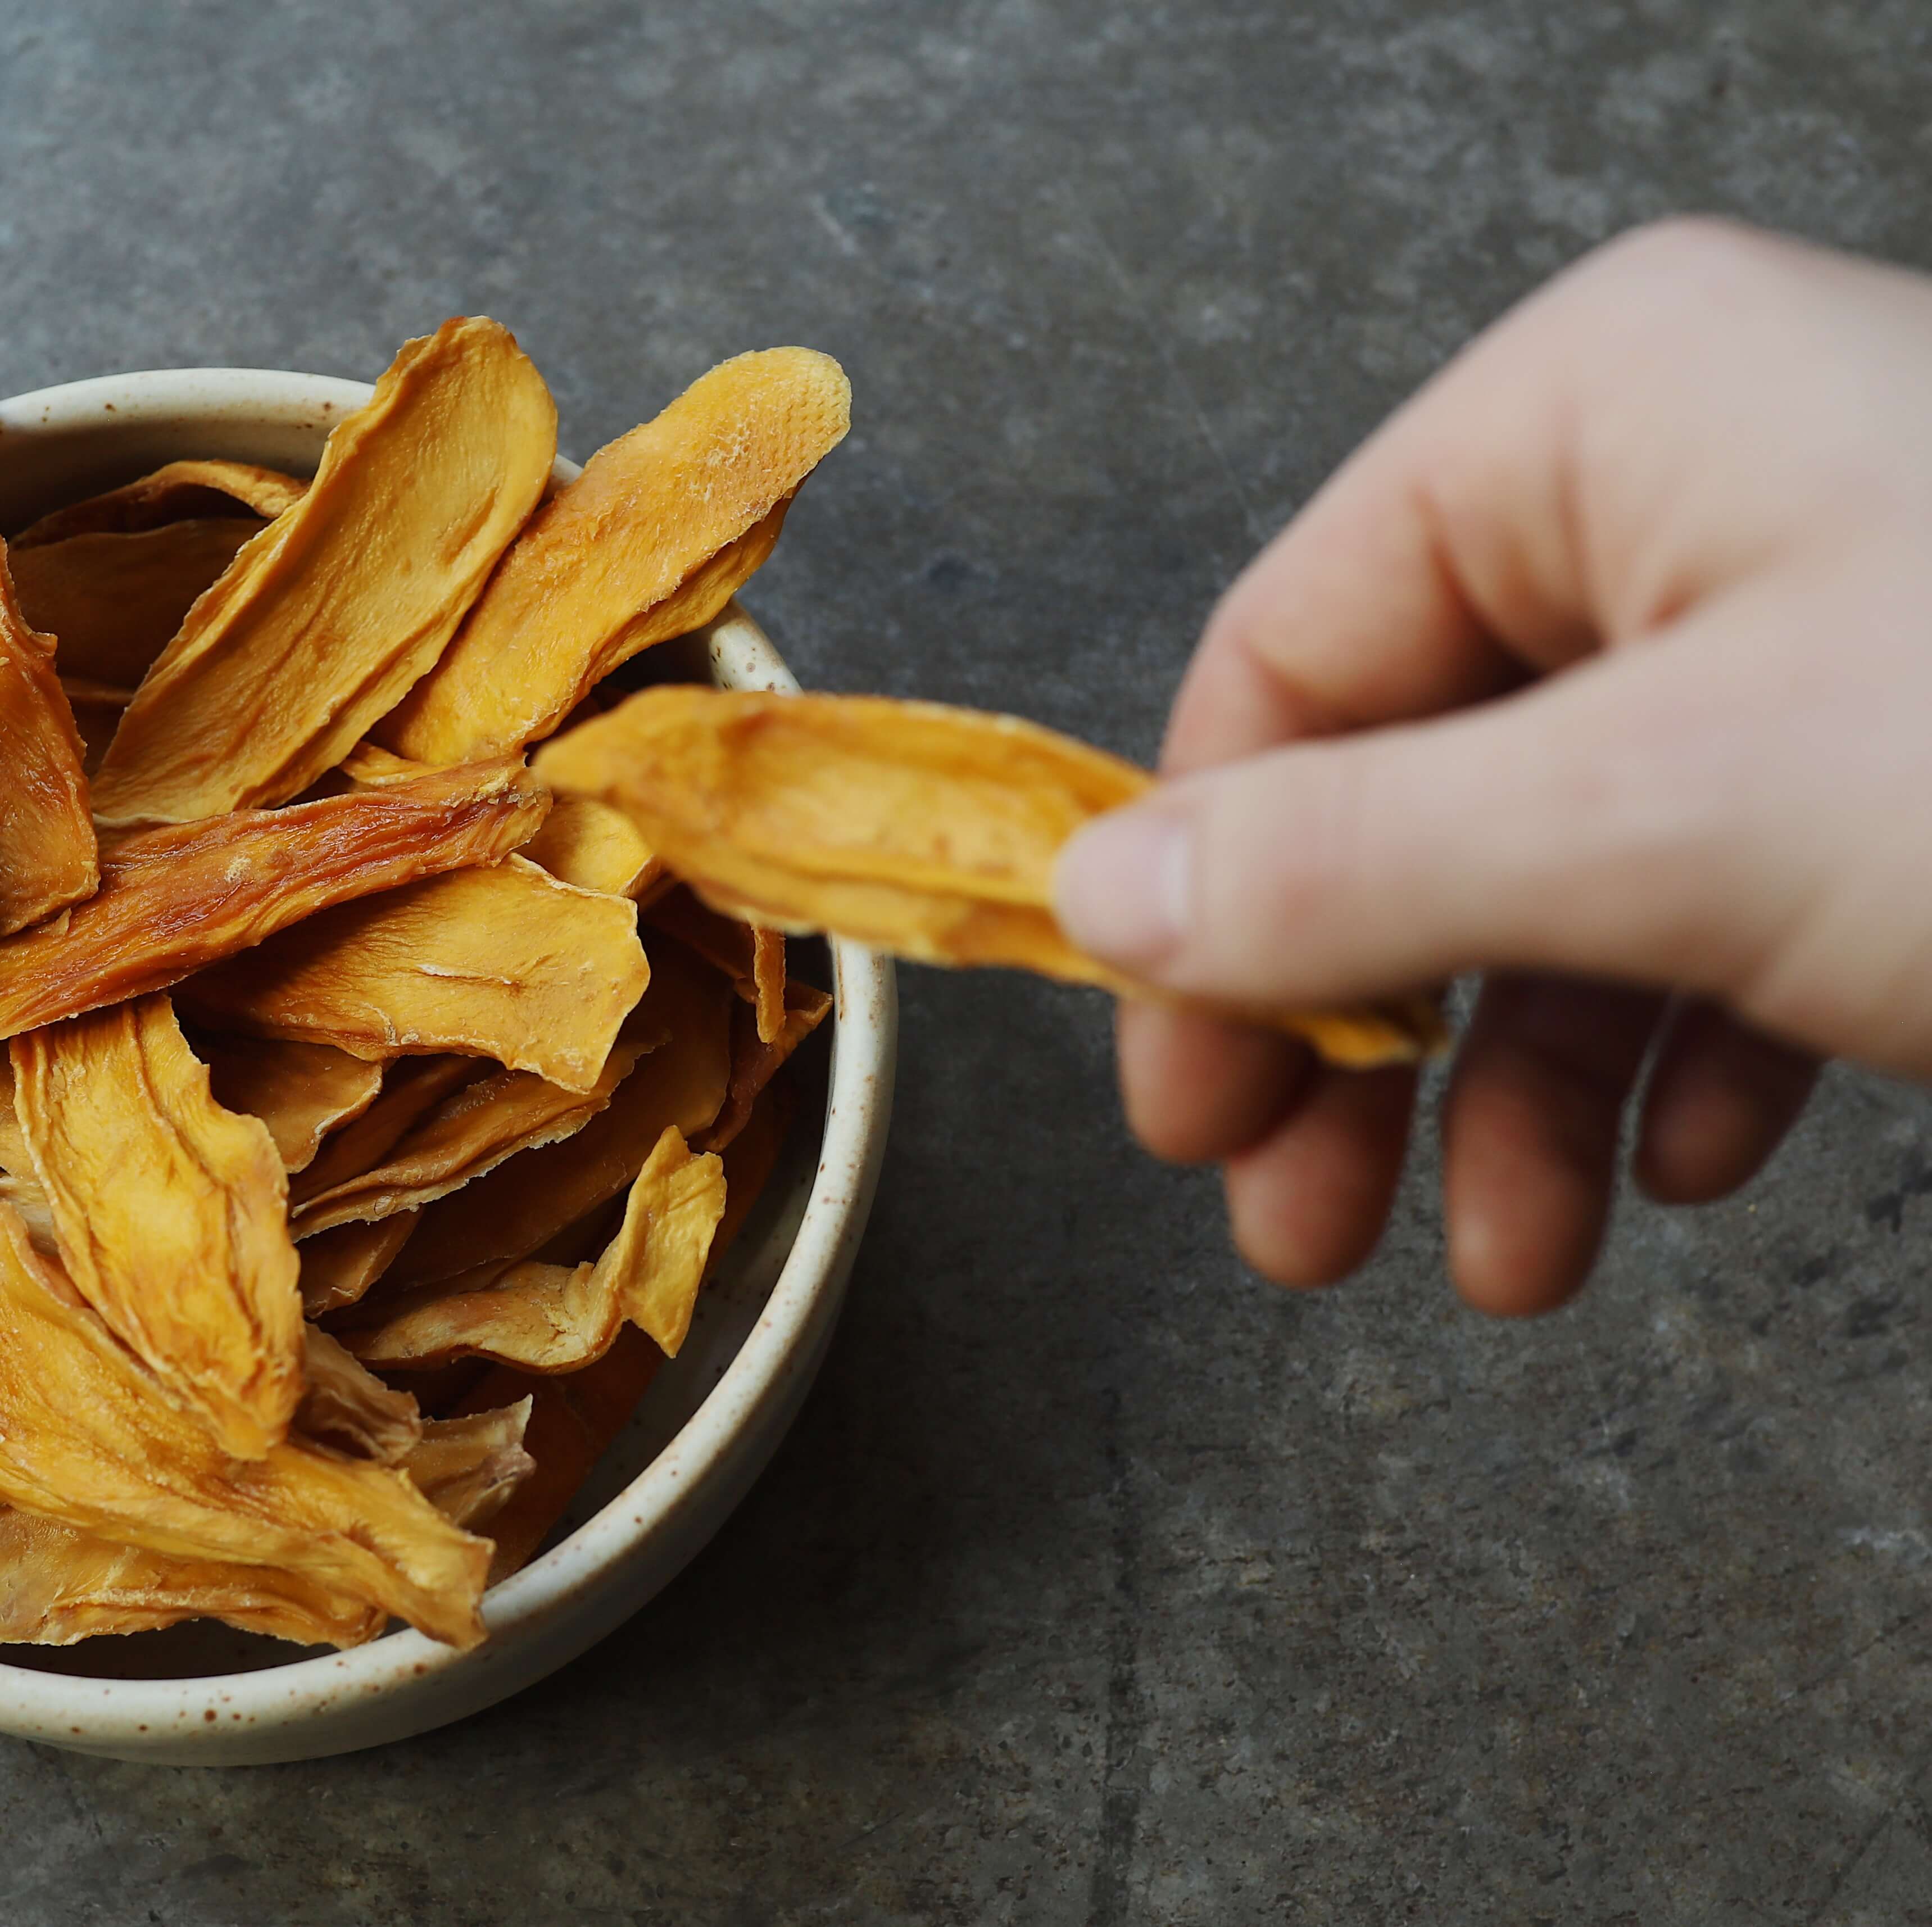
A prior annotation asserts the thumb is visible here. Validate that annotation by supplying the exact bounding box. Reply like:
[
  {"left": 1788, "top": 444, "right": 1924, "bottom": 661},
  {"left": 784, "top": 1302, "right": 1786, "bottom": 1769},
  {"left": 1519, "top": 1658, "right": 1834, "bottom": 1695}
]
[{"left": 1054, "top": 641, "right": 1789, "bottom": 1015}]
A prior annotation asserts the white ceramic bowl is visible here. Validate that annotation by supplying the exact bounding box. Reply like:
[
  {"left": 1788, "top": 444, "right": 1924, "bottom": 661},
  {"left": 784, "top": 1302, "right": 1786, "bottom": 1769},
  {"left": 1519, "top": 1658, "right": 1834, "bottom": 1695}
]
[{"left": 0, "top": 368, "right": 896, "bottom": 1764}]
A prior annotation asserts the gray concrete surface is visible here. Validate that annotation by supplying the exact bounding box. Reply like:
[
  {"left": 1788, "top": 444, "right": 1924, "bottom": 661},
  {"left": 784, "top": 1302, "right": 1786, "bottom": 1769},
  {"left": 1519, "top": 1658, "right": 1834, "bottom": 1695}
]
[{"left": 2, "top": 1, "right": 1931, "bottom": 1920}]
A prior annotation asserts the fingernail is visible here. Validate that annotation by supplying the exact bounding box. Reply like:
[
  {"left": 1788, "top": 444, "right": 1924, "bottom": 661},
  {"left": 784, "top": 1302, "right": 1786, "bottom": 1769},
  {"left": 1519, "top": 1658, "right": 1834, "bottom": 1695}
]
[{"left": 1054, "top": 804, "right": 1192, "bottom": 971}]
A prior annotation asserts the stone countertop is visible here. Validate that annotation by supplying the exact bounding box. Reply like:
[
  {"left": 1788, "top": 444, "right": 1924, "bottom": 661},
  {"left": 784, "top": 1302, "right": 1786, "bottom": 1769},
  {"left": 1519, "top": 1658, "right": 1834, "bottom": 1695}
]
[{"left": 5, "top": 3, "right": 1932, "bottom": 1921}]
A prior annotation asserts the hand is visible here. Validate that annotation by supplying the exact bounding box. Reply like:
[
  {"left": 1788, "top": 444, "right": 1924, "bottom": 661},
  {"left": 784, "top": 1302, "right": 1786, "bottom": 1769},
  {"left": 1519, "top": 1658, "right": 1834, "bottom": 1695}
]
[{"left": 1054, "top": 218, "right": 1932, "bottom": 1314}]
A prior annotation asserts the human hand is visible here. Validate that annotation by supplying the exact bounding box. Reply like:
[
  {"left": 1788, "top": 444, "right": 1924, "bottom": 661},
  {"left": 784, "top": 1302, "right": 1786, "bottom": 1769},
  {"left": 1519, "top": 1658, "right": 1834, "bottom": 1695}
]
[{"left": 1054, "top": 219, "right": 1932, "bottom": 1314}]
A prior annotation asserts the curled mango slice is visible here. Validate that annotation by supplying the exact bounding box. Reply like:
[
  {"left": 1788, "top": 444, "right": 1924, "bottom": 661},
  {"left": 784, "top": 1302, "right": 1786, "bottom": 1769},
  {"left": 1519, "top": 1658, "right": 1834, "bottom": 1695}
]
[
  {"left": 191, "top": 1031, "right": 386, "bottom": 1174},
  {"left": 538, "top": 687, "right": 1443, "bottom": 1068},
  {"left": 377, "top": 347, "right": 849, "bottom": 763},
  {"left": 93, "top": 318, "right": 557, "bottom": 824},
  {"left": 340, "top": 1126, "right": 724, "bottom": 1373}
]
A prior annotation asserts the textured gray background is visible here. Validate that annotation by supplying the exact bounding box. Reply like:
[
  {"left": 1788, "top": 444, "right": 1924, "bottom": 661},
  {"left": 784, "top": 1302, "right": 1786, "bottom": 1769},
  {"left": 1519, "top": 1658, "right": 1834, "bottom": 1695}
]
[{"left": 2, "top": 2, "right": 1931, "bottom": 1921}]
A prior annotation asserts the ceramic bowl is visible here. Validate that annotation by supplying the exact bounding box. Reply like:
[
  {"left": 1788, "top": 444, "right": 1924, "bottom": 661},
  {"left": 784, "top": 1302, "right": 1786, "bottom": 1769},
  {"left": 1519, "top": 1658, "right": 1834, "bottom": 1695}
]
[{"left": 0, "top": 366, "right": 896, "bottom": 1764}]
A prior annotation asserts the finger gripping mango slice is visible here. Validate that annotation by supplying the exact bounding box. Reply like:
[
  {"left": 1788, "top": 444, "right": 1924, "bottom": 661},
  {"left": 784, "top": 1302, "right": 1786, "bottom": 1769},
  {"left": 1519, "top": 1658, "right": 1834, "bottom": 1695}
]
[{"left": 536, "top": 688, "right": 1441, "bottom": 1067}]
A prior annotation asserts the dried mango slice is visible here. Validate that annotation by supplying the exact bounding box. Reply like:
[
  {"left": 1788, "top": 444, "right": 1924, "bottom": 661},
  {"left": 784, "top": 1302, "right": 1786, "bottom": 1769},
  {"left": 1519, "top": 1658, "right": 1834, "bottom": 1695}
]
[
  {"left": 456, "top": 1326, "right": 666, "bottom": 1581},
  {"left": 0, "top": 758, "right": 547, "bottom": 1042},
  {"left": 191, "top": 1031, "right": 386, "bottom": 1173},
  {"left": 292, "top": 1041, "right": 647, "bottom": 1237},
  {"left": 292, "top": 1056, "right": 486, "bottom": 1203},
  {"left": 538, "top": 687, "right": 1445, "bottom": 1068},
  {"left": 751, "top": 927, "right": 786, "bottom": 1046},
  {"left": 699, "top": 980, "right": 831, "bottom": 1153},
  {"left": 520, "top": 794, "right": 662, "bottom": 898},
  {"left": 93, "top": 318, "right": 557, "bottom": 824},
  {"left": 179, "top": 856, "right": 647, "bottom": 1093},
  {"left": 12, "top": 995, "right": 302, "bottom": 1460},
  {"left": 0, "top": 543, "right": 97, "bottom": 937},
  {"left": 59, "top": 678, "right": 131, "bottom": 775},
  {"left": 0, "top": 1203, "right": 490, "bottom": 1647},
  {"left": 0, "top": 1507, "right": 383, "bottom": 1649},
  {"left": 341, "top": 1126, "right": 724, "bottom": 1372},
  {"left": 296, "top": 1326, "right": 422, "bottom": 1464},
  {"left": 298, "top": 1213, "right": 419, "bottom": 1318},
  {"left": 13, "top": 519, "right": 261, "bottom": 688},
  {"left": 384, "top": 937, "right": 733, "bottom": 1289},
  {"left": 402, "top": 1401, "right": 535, "bottom": 1531},
  {"left": 377, "top": 347, "right": 849, "bottom": 762},
  {"left": 13, "top": 460, "right": 306, "bottom": 546}
]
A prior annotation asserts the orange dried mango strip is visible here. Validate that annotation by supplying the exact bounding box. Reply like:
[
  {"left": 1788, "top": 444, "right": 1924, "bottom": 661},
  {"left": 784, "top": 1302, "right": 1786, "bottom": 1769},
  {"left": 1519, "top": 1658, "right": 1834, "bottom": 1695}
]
[
  {"left": 377, "top": 347, "right": 849, "bottom": 763},
  {"left": 341, "top": 1126, "right": 723, "bottom": 1373},
  {"left": 12, "top": 995, "right": 302, "bottom": 1460},
  {"left": 298, "top": 1213, "right": 419, "bottom": 1319},
  {"left": 538, "top": 687, "right": 1444, "bottom": 1069},
  {"left": 291, "top": 1041, "right": 647, "bottom": 1237},
  {"left": 402, "top": 1400, "right": 535, "bottom": 1531},
  {"left": 13, "top": 519, "right": 261, "bottom": 689},
  {"left": 94, "top": 317, "right": 557, "bottom": 824},
  {"left": 0, "top": 757, "right": 547, "bottom": 1042},
  {"left": 520, "top": 793, "right": 663, "bottom": 898},
  {"left": 191, "top": 1030, "right": 386, "bottom": 1173},
  {"left": 179, "top": 856, "right": 647, "bottom": 1094},
  {"left": 0, "top": 542, "right": 96, "bottom": 938},
  {"left": 383, "top": 936, "right": 732, "bottom": 1290},
  {"left": 13, "top": 459, "right": 306, "bottom": 547},
  {"left": 0, "top": 1203, "right": 491, "bottom": 1648}
]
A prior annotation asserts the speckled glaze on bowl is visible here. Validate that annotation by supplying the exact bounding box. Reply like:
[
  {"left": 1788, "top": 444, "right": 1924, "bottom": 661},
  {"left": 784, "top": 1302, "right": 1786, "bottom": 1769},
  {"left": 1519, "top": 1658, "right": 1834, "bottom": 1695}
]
[{"left": 0, "top": 367, "right": 896, "bottom": 1764}]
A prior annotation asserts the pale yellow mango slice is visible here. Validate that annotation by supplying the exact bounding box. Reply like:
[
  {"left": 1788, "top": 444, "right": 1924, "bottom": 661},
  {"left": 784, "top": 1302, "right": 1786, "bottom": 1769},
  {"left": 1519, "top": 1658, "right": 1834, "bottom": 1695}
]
[
  {"left": 12, "top": 995, "right": 302, "bottom": 1459},
  {"left": 0, "top": 1203, "right": 491, "bottom": 1648},
  {"left": 538, "top": 687, "right": 1445, "bottom": 1068},
  {"left": 377, "top": 347, "right": 848, "bottom": 762},
  {"left": 94, "top": 318, "right": 556, "bottom": 823},
  {"left": 179, "top": 856, "right": 646, "bottom": 1093},
  {"left": 0, "top": 758, "right": 546, "bottom": 1042},
  {"left": 0, "top": 1507, "right": 384, "bottom": 1649}
]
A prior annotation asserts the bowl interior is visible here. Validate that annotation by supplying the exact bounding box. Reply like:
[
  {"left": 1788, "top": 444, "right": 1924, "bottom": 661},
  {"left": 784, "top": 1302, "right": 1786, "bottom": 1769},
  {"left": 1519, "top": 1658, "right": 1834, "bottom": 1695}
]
[{"left": 0, "top": 371, "right": 839, "bottom": 1685}]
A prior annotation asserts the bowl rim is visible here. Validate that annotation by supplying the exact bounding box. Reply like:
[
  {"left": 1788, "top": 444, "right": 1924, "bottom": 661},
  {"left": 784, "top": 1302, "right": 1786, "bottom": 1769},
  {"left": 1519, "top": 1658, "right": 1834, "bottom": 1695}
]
[{"left": 0, "top": 364, "right": 896, "bottom": 1745}]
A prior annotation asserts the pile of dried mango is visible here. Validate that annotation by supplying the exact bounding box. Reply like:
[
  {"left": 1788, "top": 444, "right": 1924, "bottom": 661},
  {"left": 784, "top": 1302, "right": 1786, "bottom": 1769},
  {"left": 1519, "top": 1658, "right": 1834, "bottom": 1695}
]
[
  {"left": 0, "top": 315, "right": 1440, "bottom": 1660},
  {"left": 0, "top": 320, "right": 849, "bottom": 1651}
]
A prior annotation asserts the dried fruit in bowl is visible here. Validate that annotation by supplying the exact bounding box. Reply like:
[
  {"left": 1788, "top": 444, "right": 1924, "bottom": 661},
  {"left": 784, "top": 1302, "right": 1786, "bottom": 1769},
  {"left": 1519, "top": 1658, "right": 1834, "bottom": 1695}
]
[
  {"left": 377, "top": 346, "right": 849, "bottom": 763},
  {"left": 93, "top": 319, "right": 556, "bottom": 824}
]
